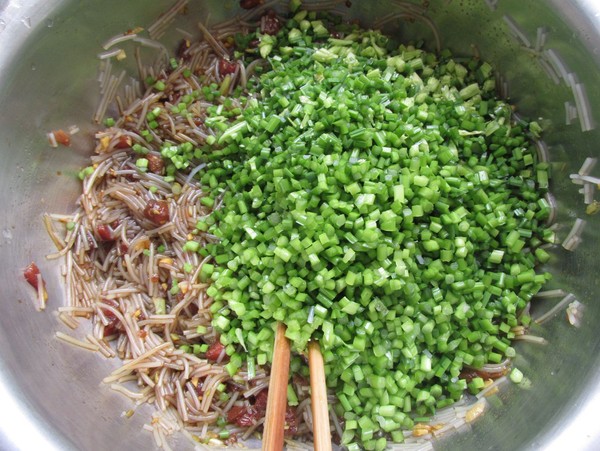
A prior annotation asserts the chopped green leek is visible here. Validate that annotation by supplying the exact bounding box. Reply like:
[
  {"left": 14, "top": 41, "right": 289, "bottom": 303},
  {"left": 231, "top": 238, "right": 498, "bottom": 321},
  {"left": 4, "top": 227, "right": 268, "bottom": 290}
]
[{"left": 158, "top": 7, "right": 554, "bottom": 448}]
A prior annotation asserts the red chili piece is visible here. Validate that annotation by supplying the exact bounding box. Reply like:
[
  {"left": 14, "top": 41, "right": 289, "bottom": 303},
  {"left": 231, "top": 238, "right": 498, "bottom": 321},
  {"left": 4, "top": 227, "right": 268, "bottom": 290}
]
[
  {"left": 224, "top": 389, "right": 298, "bottom": 434},
  {"left": 226, "top": 389, "right": 267, "bottom": 427},
  {"left": 143, "top": 200, "right": 170, "bottom": 226},
  {"left": 100, "top": 298, "right": 121, "bottom": 336},
  {"left": 253, "top": 389, "right": 269, "bottom": 414},
  {"left": 24, "top": 262, "right": 42, "bottom": 290},
  {"left": 146, "top": 154, "right": 165, "bottom": 175},
  {"left": 205, "top": 341, "right": 226, "bottom": 361},
  {"left": 261, "top": 10, "right": 282, "bottom": 35},
  {"left": 459, "top": 367, "right": 508, "bottom": 382},
  {"left": 96, "top": 224, "right": 114, "bottom": 241},
  {"left": 114, "top": 135, "right": 132, "bottom": 149},
  {"left": 54, "top": 130, "right": 71, "bottom": 146},
  {"left": 227, "top": 405, "right": 258, "bottom": 426},
  {"left": 219, "top": 58, "right": 238, "bottom": 76}
]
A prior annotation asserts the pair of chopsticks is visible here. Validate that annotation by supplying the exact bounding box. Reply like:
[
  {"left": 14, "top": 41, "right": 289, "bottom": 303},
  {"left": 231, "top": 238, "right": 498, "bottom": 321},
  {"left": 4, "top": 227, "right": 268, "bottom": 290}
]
[{"left": 263, "top": 323, "right": 332, "bottom": 451}]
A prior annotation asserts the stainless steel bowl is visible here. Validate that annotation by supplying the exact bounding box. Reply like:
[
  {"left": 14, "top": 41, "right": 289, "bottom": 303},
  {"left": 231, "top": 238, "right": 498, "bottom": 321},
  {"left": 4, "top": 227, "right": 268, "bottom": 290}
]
[{"left": 2, "top": 0, "right": 600, "bottom": 449}]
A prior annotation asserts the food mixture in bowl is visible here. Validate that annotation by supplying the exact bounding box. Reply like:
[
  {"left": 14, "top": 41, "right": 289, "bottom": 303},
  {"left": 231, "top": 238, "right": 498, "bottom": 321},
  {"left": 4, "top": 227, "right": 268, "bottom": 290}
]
[{"left": 34, "top": 0, "right": 558, "bottom": 448}]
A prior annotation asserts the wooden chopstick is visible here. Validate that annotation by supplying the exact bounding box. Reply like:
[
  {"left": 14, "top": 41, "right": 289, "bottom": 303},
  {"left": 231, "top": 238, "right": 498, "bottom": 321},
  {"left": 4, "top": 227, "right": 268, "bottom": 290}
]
[
  {"left": 263, "top": 322, "right": 291, "bottom": 451},
  {"left": 308, "top": 341, "right": 332, "bottom": 451}
]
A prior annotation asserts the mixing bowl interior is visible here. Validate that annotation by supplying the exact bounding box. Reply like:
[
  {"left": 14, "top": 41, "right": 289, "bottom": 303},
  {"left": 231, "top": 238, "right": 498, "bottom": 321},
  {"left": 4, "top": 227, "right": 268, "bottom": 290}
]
[{"left": 1, "top": 0, "right": 600, "bottom": 449}]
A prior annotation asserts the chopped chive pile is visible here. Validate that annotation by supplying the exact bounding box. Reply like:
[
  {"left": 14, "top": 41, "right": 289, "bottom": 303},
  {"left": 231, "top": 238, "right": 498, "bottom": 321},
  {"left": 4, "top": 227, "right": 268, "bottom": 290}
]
[{"left": 167, "top": 7, "right": 550, "bottom": 449}]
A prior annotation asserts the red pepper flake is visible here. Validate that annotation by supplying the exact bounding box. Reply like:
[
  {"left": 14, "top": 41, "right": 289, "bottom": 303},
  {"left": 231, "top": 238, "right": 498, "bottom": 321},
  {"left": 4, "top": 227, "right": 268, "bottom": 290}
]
[
  {"left": 147, "top": 154, "right": 165, "bottom": 175},
  {"left": 224, "top": 390, "right": 297, "bottom": 432},
  {"left": 24, "top": 262, "right": 48, "bottom": 309},
  {"left": 48, "top": 129, "right": 71, "bottom": 147},
  {"left": 219, "top": 58, "right": 238, "bottom": 76},
  {"left": 205, "top": 341, "right": 226, "bottom": 361},
  {"left": 100, "top": 298, "right": 122, "bottom": 336},
  {"left": 226, "top": 390, "right": 267, "bottom": 427},
  {"left": 232, "top": 406, "right": 260, "bottom": 427},
  {"left": 55, "top": 130, "right": 71, "bottom": 146},
  {"left": 261, "top": 10, "right": 282, "bottom": 36},
  {"left": 254, "top": 389, "right": 269, "bottom": 415},
  {"left": 114, "top": 135, "right": 132, "bottom": 149},
  {"left": 227, "top": 405, "right": 252, "bottom": 424},
  {"left": 24, "top": 262, "right": 45, "bottom": 292},
  {"left": 460, "top": 367, "right": 508, "bottom": 382},
  {"left": 143, "top": 200, "right": 170, "bottom": 226},
  {"left": 96, "top": 224, "right": 114, "bottom": 241}
]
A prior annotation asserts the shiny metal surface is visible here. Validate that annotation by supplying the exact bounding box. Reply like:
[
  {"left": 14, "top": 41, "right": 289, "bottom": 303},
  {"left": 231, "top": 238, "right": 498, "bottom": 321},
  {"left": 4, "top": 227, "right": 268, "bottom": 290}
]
[{"left": 1, "top": 1, "right": 600, "bottom": 450}]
